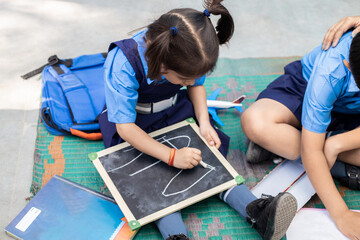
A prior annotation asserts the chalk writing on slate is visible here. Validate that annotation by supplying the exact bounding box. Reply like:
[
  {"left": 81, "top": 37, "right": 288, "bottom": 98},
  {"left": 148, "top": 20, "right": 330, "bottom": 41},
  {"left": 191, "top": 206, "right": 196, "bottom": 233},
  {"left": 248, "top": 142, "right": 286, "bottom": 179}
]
[{"left": 92, "top": 120, "right": 240, "bottom": 229}]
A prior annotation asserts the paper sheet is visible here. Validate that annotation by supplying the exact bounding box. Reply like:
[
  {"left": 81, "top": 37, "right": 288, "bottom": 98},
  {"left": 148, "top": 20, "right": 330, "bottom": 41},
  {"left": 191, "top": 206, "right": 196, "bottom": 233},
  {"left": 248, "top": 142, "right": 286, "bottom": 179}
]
[{"left": 286, "top": 208, "right": 358, "bottom": 240}]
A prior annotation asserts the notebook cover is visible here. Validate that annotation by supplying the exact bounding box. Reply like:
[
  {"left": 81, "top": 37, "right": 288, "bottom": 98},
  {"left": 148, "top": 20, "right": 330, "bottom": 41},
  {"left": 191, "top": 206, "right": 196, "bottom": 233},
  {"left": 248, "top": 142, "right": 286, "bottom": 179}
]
[{"left": 5, "top": 175, "right": 137, "bottom": 240}]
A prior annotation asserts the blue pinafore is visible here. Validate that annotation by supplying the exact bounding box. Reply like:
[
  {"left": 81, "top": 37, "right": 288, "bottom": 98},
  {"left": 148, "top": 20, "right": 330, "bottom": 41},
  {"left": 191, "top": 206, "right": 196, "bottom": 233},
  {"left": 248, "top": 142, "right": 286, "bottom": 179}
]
[{"left": 98, "top": 39, "right": 230, "bottom": 157}]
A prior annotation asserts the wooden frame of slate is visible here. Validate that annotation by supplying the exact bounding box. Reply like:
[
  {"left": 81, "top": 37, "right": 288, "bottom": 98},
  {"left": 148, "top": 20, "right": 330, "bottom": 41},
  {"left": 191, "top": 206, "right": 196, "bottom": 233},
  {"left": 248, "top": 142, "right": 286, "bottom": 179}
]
[{"left": 89, "top": 118, "right": 244, "bottom": 231}]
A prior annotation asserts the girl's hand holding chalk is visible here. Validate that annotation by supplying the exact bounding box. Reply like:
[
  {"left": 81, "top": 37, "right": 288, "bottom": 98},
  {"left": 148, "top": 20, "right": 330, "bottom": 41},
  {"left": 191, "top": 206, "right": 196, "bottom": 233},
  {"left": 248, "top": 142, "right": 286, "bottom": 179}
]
[{"left": 174, "top": 147, "right": 202, "bottom": 169}]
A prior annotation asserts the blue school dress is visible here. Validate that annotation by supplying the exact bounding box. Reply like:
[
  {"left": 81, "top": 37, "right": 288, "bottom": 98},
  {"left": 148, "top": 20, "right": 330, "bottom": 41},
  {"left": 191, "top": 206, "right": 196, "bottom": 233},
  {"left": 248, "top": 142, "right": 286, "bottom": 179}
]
[
  {"left": 99, "top": 31, "right": 229, "bottom": 156},
  {"left": 257, "top": 31, "right": 360, "bottom": 133}
]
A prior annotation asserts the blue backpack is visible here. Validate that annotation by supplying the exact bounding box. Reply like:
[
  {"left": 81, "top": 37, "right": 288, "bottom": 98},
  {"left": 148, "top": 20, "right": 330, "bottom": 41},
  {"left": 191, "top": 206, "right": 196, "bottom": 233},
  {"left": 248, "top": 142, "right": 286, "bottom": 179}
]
[{"left": 22, "top": 54, "right": 107, "bottom": 140}]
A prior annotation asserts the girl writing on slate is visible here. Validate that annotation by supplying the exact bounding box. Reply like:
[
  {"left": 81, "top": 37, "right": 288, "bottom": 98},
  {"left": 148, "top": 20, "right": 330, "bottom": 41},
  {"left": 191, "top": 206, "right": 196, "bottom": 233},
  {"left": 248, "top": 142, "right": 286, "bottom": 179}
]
[{"left": 99, "top": 1, "right": 297, "bottom": 239}]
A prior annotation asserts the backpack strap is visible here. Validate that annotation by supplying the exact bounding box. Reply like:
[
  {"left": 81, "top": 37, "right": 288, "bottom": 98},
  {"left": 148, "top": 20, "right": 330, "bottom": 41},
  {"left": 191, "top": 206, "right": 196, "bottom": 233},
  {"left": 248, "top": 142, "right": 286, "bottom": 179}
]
[
  {"left": 21, "top": 55, "right": 73, "bottom": 79},
  {"left": 40, "top": 54, "right": 104, "bottom": 126},
  {"left": 56, "top": 68, "right": 98, "bottom": 124},
  {"left": 21, "top": 53, "right": 107, "bottom": 79},
  {"left": 49, "top": 54, "right": 107, "bottom": 124},
  {"left": 109, "top": 39, "right": 146, "bottom": 84}
]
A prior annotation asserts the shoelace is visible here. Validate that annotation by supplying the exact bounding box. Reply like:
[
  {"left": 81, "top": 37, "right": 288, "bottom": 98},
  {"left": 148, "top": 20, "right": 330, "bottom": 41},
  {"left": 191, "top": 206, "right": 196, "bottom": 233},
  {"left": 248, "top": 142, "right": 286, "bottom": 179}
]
[
  {"left": 257, "top": 194, "right": 273, "bottom": 208},
  {"left": 249, "top": 194, "right": 274, "bottom": 226}
]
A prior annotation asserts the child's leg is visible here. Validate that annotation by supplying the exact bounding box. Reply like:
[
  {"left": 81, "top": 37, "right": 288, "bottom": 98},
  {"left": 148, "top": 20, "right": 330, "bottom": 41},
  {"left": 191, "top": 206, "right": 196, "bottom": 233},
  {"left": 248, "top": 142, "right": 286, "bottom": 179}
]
[
  {"left": 331, "top": 161, "right": 347, "bottom": 178},
  {"left": 241, "top": 98, "right": 301, "bottom": 161},
  {"left": 326, "top": 130, "right": 360, "bottom": 189},
  {"left": 334, "top": 150, "right": 360, "bottom": 190},
  {"left": 220, "top": 184, "right": 297, "bottom": 240},
  {"left": 242, "top": 61, "right": 306, "bottom": 163},
  {"left": 219, "top": 184, "right": 256, "bottom": 218},
  {"left": 155, "top": 211, "right": 189, "bottom": 240}
]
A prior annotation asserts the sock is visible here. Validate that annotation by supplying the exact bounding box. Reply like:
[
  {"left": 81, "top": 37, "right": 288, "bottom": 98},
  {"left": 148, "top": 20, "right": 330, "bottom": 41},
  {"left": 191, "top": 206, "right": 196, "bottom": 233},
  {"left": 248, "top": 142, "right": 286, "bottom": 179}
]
[
  {"left": 219, "top": 184, "right": 257, "bottom": 219},
  {"left": 330, "top": 161, "right": 347, "bottom": 178},
  {"left": 155, "top": 211, "right": 189, "bottom": 239}
]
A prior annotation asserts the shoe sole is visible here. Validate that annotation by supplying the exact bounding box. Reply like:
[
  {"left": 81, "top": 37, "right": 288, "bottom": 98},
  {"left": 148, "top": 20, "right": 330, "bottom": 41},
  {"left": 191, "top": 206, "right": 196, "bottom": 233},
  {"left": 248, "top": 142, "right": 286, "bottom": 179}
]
[{"left": 264, "top": 193, "right": 297, "bottom": 240}]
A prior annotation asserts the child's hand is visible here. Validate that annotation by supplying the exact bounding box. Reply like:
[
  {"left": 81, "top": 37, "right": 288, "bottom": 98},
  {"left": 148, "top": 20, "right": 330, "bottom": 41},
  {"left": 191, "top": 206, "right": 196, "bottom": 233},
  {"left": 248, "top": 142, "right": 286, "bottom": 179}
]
[
  {"left": 322, "top": 16, "right": 360, "bottom": 50},
  {"left": 199, "top": 122, "right": 221, "bottom": 149},
  {"left": 334, "top": 209, "right": 360, "bottom": 239},
  {"left": 173, "top": 148, "right": 201, "bottom": 169}
]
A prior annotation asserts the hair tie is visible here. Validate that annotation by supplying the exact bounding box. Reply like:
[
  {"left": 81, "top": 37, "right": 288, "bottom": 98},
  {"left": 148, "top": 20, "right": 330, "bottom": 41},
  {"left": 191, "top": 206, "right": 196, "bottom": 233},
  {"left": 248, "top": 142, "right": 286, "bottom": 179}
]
[
  {"left": 203, "top": 9, "right": 210, "bottom": 17},
  {"left": 170, "top": 26, "right": 178, "bottom": 36}
]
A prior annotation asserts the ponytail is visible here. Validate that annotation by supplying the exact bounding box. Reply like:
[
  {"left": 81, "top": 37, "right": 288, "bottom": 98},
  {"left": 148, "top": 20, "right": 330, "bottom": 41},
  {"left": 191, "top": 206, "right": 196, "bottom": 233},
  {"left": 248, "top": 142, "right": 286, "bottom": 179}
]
[
  {"left": 204, "top": 0, "right": 234, "bottom": 44},
  {"left": 144, "top": 0, "right": 234, "bottom": 81}
]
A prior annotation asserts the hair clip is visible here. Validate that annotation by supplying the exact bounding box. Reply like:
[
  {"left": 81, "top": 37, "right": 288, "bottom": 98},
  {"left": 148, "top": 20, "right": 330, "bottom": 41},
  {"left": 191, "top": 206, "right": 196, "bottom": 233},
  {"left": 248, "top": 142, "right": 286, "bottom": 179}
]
[
  {"left": 203, "top": 9, "right": 210, "bottom": 17},
  {"left": 170, "top": 26, "right": 178, "bottom": 36}
]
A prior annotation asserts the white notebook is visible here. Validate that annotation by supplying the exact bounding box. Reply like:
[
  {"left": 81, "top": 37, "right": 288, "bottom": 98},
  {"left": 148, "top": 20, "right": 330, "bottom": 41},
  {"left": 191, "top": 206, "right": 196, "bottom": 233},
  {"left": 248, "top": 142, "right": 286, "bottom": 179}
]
[{"left": 251, "top": 159, "right": 315, "bottom": 210}]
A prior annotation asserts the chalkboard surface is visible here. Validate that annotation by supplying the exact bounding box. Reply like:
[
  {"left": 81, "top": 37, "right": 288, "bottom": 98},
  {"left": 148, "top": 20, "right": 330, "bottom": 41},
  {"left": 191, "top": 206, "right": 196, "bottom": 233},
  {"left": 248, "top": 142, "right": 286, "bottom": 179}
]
[{"left": 91, "top": 119, "right": 241, "bottom": 230}]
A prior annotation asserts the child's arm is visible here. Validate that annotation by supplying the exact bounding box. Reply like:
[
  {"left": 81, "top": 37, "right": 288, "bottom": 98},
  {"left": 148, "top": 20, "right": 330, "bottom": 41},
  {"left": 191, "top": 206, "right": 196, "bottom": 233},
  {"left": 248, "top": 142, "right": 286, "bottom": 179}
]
[
  {"left": 187, "top": 85, "right": 221, "bottom": 149},
  {"left": 324, "top": 127, "right": 360, "bottom": 166},
  {"left": 116, "top": 123, "right": 202, "bottom": 169},
  {"left": 302, "top": 128, "right": 360, "bottom": 239}
]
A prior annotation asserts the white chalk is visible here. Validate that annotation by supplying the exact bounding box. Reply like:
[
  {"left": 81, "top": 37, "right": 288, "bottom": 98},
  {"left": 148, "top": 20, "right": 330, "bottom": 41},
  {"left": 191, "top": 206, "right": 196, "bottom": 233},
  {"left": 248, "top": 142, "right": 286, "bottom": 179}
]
[{"left": 199, "top": 160, "right": 208, "bottom": 168}]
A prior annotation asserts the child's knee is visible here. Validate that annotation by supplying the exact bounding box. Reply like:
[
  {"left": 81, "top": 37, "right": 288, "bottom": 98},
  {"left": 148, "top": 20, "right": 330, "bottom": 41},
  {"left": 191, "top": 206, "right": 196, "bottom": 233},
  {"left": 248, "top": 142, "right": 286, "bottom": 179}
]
[{"left": 241, "top": 107, "right": 268, "bottom": 139}]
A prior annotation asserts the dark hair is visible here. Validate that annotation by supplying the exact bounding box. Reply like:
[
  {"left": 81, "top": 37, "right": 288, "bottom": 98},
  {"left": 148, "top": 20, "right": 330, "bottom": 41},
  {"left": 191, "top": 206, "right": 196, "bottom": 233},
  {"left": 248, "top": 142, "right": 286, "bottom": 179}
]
[
  {"left": 145, "top": 0, "right": 234, "bottom": 80},
  {"left": 350, "top": 33, "right": 360, "bottom": 87}
]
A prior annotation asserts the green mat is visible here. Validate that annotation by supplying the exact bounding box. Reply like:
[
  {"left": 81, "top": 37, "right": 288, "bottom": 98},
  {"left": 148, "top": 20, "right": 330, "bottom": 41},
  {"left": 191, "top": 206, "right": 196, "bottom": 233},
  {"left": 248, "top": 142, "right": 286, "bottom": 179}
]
[{"left": 31, "top": 57, "right": 360, "bottom": 239}]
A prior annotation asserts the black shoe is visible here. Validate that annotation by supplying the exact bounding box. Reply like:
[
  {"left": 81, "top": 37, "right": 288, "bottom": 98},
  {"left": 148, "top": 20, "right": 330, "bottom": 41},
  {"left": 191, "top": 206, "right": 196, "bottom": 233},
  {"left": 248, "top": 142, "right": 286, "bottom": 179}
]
[
  {"left": 246, "top": 192, "right": 297, "bottom": 240},
  {"left": 339, "top": 163, "right": 360, "bottom": 190},
  {"left": 166, "top": 234, "right": 189, "bottom": 240},
  {"left": 246, "top": 140, "right": 276, "bottom": 163}
]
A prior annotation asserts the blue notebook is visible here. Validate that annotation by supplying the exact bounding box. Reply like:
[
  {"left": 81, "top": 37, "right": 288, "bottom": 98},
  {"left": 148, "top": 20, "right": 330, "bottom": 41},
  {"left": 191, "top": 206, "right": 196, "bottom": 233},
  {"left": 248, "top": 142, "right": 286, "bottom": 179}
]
[{"left": 5, "top": 175, "right": 136, "bottom": 240}]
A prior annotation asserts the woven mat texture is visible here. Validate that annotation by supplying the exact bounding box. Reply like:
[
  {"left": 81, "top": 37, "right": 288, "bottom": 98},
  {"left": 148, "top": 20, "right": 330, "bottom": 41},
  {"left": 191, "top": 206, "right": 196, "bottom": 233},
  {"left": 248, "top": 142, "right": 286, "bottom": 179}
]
[{"left": 32, "top": 57, "right": 360, "bottom": 240}]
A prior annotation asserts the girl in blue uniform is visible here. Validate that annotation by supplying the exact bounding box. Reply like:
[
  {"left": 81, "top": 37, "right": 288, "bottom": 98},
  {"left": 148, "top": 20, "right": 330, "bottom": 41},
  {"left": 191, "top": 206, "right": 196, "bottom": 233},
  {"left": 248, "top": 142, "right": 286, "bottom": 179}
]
[
  {"left": 99, "top": 1, "right": 297, "bottom": 239},
  {"left": 242, "top": 30, "right": 360, "bottom": 239}
]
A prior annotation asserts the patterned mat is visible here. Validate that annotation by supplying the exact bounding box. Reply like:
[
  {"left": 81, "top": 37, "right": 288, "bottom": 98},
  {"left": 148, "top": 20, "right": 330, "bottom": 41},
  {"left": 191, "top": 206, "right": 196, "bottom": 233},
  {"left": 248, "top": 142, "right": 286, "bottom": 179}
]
[{"left": 31, "top": 57, "right": 360, "bottom": 240}]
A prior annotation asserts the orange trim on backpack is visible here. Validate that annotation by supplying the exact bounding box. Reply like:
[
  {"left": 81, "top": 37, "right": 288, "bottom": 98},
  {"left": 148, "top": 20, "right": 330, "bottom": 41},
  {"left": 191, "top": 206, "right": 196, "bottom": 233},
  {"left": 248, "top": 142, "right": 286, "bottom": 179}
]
[{"left": 70, "top": 128, "right": 102, "bottom": 141}]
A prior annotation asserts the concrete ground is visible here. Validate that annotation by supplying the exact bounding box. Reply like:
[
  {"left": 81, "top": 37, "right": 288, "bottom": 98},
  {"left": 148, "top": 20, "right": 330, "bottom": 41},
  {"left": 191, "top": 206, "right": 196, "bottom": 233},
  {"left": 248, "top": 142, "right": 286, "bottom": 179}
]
[{"left": 1, "top": 0, "right": 360, "bottom": 239}]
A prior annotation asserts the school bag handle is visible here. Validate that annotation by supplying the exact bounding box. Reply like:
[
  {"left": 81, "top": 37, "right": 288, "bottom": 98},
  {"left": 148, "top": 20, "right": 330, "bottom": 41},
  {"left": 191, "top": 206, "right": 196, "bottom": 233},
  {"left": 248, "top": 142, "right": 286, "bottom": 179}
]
[{"left": 21, "top": 55, "right": 73, "bottom": 80}]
